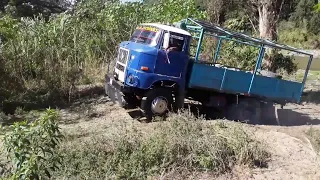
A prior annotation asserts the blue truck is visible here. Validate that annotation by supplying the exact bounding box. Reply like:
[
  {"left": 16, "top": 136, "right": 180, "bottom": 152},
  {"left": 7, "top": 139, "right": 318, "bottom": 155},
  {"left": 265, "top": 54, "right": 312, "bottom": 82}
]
[{"left": 104, "top": 18, "right": 314, "bottom": 123}]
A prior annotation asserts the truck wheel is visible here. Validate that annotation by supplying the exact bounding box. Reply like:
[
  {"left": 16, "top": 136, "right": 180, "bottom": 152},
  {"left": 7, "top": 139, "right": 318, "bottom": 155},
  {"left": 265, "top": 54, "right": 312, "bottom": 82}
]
[
  {"left": 226, "top": 99, "right": 261, "bottom": 125},
  {"left": 141, "top": 88, "right": 173, "bottom": 122}
]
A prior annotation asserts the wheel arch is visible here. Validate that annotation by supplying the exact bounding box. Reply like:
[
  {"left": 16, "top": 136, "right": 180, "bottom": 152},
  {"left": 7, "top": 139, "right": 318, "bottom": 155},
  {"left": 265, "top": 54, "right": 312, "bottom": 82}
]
[{"left": 150, "top": 79, "right": 180, "bottom": 91}]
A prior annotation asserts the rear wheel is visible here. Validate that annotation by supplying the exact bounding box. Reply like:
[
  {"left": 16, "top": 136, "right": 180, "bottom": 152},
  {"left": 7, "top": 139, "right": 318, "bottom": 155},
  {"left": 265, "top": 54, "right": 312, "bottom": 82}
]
[
  {"left": 226, "top": 98, "right": 261, "bottom": 125},
  {"left": 141, "top": 88, "right": 173, "bottom": 122}
]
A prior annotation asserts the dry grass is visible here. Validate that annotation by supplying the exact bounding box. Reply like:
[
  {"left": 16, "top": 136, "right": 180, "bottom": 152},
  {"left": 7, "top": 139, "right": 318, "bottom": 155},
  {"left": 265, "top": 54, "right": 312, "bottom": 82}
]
[
  {"left": 306, "top": 127, "right": 320, "bottom": 155},
  {"left": 52, "top": 110, "right": 270, "bottom": 179}
]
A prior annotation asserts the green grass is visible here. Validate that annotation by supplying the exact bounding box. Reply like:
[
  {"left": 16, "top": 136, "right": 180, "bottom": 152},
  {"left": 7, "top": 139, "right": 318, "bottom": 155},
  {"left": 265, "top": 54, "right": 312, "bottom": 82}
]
[
  {"left": 283, "top": 69, "right": 320, "bottom": 83},
  {"left": 278, "top": 21, "right": 320, "bottom": 50},
  {"left": 52, "top": 111, "right": 270, "bottom": 179},
  {"left": 0, "top": 110, "right": 270, "bottom": 179},
  {"left": 283, "top": 70, "right": 320, "bottom": 103}
]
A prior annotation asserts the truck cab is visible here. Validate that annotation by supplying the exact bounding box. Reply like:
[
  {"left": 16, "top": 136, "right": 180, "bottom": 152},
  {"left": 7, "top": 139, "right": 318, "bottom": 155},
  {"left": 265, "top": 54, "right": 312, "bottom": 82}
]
[{"left": 105, "top": 23, "right": 192, "bottom": 120}]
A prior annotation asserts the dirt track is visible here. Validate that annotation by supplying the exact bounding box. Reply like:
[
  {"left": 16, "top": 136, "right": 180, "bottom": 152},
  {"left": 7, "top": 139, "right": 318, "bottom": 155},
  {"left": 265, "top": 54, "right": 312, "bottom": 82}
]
[
  {"left": 56, "top": 92, "right": 320, "bottom": 179},
  {"left": 1, "top": 93, "right": 318, "bottom": 179}
]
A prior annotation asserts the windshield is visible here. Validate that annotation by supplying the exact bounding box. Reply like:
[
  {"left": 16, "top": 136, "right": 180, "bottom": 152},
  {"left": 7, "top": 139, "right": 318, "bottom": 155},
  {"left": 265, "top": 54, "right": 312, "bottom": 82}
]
[{"left": 129, "top": 25, "right": 161, "bottom": 46}]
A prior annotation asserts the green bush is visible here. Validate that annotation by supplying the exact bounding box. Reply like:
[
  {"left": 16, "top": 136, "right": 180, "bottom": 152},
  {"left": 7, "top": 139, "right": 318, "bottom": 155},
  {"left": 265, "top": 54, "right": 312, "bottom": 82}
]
[
  {"left": 54, "top": 111, "right": 269, "bottom": 179},
  {"left": 0, "top": 15, "right": 19, "bottom": 42},
  {"left": 278, "top": 21, "right": 319, "bottom": 49},
  {"left": 268, "top": 53, "right": 298, "bottom": 75},
  {"left": 1, "top": 109, "right": 64, "bottom": 179},
  {"left": 219, "top": 41, "right": 259, "bottom": 71}
]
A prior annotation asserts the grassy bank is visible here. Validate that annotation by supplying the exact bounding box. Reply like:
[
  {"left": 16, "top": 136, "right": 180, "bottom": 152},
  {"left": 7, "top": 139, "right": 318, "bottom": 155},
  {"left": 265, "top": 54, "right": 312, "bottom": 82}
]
[
  {"left": 0, "top": 111, "right": 269, "bottom": 179},
  {"left": 53, "top": 111, "right": 269, "bottom": 179}
]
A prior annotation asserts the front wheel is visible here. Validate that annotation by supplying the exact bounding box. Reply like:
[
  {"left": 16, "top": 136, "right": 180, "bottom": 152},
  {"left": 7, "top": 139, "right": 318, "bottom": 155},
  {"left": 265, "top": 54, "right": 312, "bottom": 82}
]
[{"left": 141, "top": 88, "right": 173, "bottom": 122}]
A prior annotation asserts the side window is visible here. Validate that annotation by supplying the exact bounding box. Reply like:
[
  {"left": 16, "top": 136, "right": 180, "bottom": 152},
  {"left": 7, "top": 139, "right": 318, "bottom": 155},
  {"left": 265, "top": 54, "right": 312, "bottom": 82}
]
[
  {"left": 169, "top": 33, "right": 184, "bottom": 52},
  {"left": 161, "top": 31, "right": 185, "bottom": 52}
]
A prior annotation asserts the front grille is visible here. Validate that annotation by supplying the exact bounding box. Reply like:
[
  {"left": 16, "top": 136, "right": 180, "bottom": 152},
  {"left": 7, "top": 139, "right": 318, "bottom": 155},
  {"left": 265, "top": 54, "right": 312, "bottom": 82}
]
[
  {"left": 117, "top": 48, "right": 129, "bottom": 64},
  {"left": 116, "top": 63, "right": 125, "bottom": 71}
]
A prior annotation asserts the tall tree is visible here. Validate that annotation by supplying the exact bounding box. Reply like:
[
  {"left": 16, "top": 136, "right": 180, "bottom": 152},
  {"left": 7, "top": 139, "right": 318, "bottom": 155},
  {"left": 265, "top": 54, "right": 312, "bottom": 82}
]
[
  {"left": 246, "top": 0, "right": 286, "bottom": 72},
  {"left": 197, "top": 0, "right": 240, "bottom": 25},
  {"left": 290, "top": 0, "right": 320, "bottom": 34},
  {"left": 256, "top": 0, "right": 283, "bottom": 41}
]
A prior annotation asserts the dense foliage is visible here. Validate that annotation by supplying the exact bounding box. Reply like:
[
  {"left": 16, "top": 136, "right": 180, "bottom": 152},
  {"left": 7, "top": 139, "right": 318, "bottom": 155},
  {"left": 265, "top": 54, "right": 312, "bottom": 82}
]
[
  {"left": 0, "top": 0, "right": 206, "bottom": 106},
  {"left": 0, "top": 0, "right": 319, "bottom": 107},
  {"left": 0, "top": 0, "right": 69, "bottom": 18}
]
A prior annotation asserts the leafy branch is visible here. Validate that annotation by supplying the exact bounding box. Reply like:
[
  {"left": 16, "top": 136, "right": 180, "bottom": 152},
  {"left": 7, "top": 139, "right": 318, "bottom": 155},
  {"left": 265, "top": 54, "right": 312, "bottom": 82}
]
[{"left": 2, "top": 109, "right": 64, "bottom": 180}]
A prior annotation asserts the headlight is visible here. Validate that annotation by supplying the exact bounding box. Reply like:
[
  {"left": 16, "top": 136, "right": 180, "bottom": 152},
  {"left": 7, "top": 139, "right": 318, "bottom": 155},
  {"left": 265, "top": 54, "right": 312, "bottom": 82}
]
[{"left": 127, "top": 74, "right": 139, "bottom": 86}]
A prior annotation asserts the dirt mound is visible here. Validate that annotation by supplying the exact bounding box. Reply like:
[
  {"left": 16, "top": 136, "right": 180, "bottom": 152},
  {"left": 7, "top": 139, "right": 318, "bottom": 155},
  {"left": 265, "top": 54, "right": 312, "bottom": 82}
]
[{"left": 251, "top": 130, "right": 320, "bottom": 179}]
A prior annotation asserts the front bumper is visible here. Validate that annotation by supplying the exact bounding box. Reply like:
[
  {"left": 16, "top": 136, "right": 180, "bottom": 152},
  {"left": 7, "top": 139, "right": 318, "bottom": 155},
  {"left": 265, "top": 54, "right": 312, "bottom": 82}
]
[
  {"left": 105, "top": 74, "right": 124, "bottom": 105},
  {"left": 104, "top": 74, "right": 136, "bottom": 105}
]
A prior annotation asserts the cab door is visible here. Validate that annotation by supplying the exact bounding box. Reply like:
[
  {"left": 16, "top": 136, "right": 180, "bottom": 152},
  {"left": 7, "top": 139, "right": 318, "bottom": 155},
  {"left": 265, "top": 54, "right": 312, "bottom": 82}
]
[{"left": 155, "top": 32, "right": 189, "bottom": 78}]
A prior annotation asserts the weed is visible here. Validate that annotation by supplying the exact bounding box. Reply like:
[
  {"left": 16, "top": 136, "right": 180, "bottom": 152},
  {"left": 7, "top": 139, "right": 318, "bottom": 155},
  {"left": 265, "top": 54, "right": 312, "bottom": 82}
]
[
  {"left": 306, "top": 127, "right": 320, "bottom": 154},
  {"left": 1, "top": 109, "right": 64, "bottom": 179},
  {"left": 54, "top": 111, "right": 269, "bottom": 179}
]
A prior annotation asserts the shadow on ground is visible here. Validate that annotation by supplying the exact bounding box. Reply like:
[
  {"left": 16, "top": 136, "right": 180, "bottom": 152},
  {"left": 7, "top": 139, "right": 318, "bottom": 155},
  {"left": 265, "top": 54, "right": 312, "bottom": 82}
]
[
  {"left": 0, "top": 85, "right": 106, "bottom": 125},
  {"left": 126, "top": 102, "right": 222, "bottom": 122},
  {"left": 301, "top": 90, "right": 320, "bottom": 104},
  {"left": 127, "top": 102, "right": 320, "bottom": 127},
  {"left": 2, "top": 84, "right": 319, "bottom": 127},
  {"left": 1, "top": 85, "right": 105, "bottom": 115},
  {"left": 276, "top": 109, "right": 320, "bottom": 126}
]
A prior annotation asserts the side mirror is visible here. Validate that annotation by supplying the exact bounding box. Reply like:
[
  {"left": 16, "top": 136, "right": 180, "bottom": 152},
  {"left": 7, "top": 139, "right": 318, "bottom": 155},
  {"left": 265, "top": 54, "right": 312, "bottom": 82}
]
[{"left": 163, "top": 32, "right": 170, "bottom": 49}]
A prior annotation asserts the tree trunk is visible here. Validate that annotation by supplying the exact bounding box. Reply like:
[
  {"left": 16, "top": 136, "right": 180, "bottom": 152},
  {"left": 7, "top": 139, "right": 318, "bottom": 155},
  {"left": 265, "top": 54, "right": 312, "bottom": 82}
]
[
  {"left": 206, "top": 0, "right": 227, "bottom": 25},
  {"left": 257, "top": 0, "right": 281, "bottom": 72}
]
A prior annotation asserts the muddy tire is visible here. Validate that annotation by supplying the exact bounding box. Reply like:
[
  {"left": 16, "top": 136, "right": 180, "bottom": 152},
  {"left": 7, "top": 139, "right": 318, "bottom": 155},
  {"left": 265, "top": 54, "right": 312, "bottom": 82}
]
[
  {"left": 141, "top": 88, "right": 173, "bottom": 122},
  {"left": 226, "top": 98, "right": 261, "bottom": 125}
]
